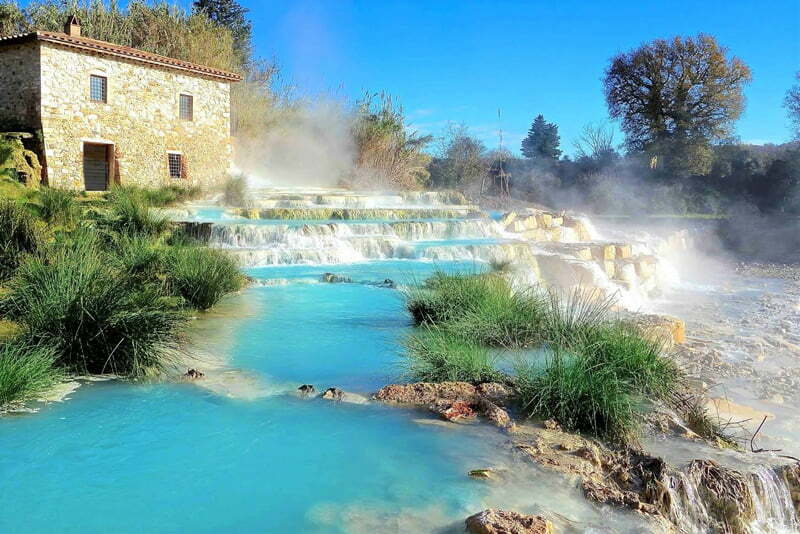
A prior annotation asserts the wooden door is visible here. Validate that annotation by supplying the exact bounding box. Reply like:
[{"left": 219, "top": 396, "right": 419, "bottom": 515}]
[{"left": 83, "top": 144, "right": 109, "bottom": 191}]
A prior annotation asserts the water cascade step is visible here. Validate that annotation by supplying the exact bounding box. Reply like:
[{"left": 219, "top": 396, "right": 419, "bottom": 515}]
[{"left": 179, "top": 190, "right": 691, "bottom": 310}]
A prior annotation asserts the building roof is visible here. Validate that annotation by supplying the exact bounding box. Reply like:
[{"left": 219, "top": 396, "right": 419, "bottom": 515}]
[{"left": 0, "top": 30, "right": 242, "bottom": 82}]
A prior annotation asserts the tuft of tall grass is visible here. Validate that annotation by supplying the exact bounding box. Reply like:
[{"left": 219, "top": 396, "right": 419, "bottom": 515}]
[
  {"left": 514, "top": 350, "right": 637, "bottom": 442},
  {"left": 110, "top": 234, "right": 164, "bottom": 282},
  {"left": 0, "top": 199, "right": 43, "bottom": 281},
  {"left": 571, "top": 323, "right": 677, "bottom": 399},
  {"left": 36, "top": 187, "right": 80, "bottom": 226},
  {"left": 106, "top": 185, "right": 202, "bottom": 208},
  {"left": 403, "top": 327, "right": 501, "bottom": 383},
  {"left": 404, "top": 271, "right": 548, "bottom": 347},
  {"left": 102, "top": 188, "right": 171, "bottom": 236},
  {"left": 1, "top": 235, "right": 184, "bottom": 376},
  {"left": 223, "top": 176, "right": 250, "bottom": 207},
  {"left": 0, "top": 338, "right": 62, "bottom": 409},
  {"left": 164, "top": 246, "right": 244, "bottom": 310},
  {"left": 402, "top": 271, "right": 685, "bottom": 441},
  {"left": 541, "top": 287, "right": 617, "bottom": 345}
]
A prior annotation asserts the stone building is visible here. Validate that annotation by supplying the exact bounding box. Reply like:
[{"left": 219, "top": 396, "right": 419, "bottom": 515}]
[{"left": 0, "top": 16, "right": 241, "bottom": 191}]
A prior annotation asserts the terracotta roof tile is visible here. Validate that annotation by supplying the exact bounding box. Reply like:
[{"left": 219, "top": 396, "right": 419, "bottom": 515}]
[{"left": 0, "top": 30, "right": 242, "bottom": 82}]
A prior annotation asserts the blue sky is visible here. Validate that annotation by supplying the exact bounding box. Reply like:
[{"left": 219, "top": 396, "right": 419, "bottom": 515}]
[
  {"left": 41, "top": 1, "right": 800, "bottom": 154},
  {"left": 237, "top": 0, "right": 799, "bottom": 155}
]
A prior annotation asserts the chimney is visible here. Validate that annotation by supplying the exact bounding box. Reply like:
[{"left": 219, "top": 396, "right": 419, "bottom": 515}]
[{"left": 64, "top": 15, "right": 81, "bottom": 37}]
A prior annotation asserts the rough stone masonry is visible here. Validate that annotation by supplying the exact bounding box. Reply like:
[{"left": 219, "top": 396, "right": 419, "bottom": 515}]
[{"left": 0, "top": 18, "right": 241, "bottom": 191}]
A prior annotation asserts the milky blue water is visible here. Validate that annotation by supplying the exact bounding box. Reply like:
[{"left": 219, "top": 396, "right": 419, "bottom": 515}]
[{"left": 0, "top": 259, "right": 647, "bottom": 533}]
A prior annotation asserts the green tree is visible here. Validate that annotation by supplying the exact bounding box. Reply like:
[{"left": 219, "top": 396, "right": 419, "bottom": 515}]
[
  {"left": 429, "top": 124, "right": 487, "bottom": 189},
  {"left": 351, "top": 93, "right": 432, "bottom": 190},
  {"left": 0, "top": 2, "right": 26, "bottom": 35},
  {"left": 604, "top": 34, "right": 751, "bottom": 176},
  {"left": 786, "top": 73, "right": 800, "bottom": 140},
  {"left": 521, "top": 115, "right": 561, "bottom": 161},
  {"left": 193, "top": 0, "right": 252, "bottom": 65}
]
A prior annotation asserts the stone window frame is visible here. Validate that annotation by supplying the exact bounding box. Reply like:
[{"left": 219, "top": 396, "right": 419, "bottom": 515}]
[
  {"left": 89, "top": 74, "right": 107, "bottom": 103},
  {"left": 179, "top": 93, "right": 194, "bottom": 121},
  {"left": 168, "top": 151, "right": 184, "bottom": 179}
]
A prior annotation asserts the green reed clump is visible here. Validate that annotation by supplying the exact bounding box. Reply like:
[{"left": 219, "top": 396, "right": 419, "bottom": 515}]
[
  {"left": 102, "top": 187, "right": 170, "bottom": 236},
  {"left": 164, "top": 246, "right": 244, "bottom": 310},
  {"left": 223, "top": 176, "right": 249, "bottom": 207},
  {"left": 514, "top": 350, "right": 637, "bottom": 442},
  {"left": 109, "top": 234, "right": 165, "bottom": 282},
  {"left": 1, "top": 234, "right": 184, "bottom": 376},
  {"left": 36, "top": 187, "right": 80, "bottom": 226},
  {"left": 0, "top": 339, "right": 62, "bottom": 409},
  {"left": 106, "top": 185, "right": 202, "bottom": 208},
  {"left": 402, "top": 271, "right": 684, "bottom": 441},
  {"left": 404, "top": 271, "right": 548, "bottom": 347},
  {"left": 403, "top": 327, "right": 501, "bottom": 383},
  {"left": 0, "top": 199, "right": 43, "bottom": 281}
]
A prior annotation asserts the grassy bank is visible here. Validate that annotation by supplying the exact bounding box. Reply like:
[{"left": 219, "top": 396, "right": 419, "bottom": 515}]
[
  {"left": 0, "top": 182, "right": 242, "bottom": 410},
  {"left": 403, "top": 272, "right": 690, "bottom": 442}
]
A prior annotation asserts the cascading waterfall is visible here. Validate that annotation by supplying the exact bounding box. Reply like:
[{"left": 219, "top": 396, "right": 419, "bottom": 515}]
[
  {"left": 208, "top": 219, "right": 514, "bottom": 266},
  {"left": 185, "top": 193, "right": 694, "bottom": 311},
  {"left": 664, "top": 465, "right": 798, "bottom": 534}
]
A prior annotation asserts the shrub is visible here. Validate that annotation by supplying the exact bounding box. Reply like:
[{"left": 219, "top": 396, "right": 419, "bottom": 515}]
[
  {"left": 0, "top": 339, "right": 62, "bottom": 409},
  {"left": 223, "top": 176, "right": 249, "bottom": 207},
  {"left": 36, "top": 187, "right": 79, "bottom": 226},
  {"left": 403, "top": 327, "right": 501, "bottom": 383},
  {"left": 0, "top": 199, "right": 43, "bottom": 281},
  {"left": 102, "top": 188, "right": 170, "bottom": 236},
  {"left": 164, "top": 246, "right": 244, "bottom": 310},
  {"left": 1, "top": 235, "right": 184, "bottom": 376}
]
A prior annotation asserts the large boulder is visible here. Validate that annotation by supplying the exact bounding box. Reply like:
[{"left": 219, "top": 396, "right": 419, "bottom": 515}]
[{"left": 465, "top": 509, "right": 553, "bottom": 534}]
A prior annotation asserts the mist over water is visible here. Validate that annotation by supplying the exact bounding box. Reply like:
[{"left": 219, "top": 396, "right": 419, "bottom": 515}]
[{"left": 234, "top": 100, "right": 355, "bottom": 189}]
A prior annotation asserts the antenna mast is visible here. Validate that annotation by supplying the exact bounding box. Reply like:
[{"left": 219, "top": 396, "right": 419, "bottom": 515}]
[{"left": 497, "top": 108, "right": 509, "bottom": 200}]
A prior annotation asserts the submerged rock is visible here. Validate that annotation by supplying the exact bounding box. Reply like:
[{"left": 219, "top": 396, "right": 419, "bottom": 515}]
[
  {"left": 376, "top": 382, "right": 516, "bottom": 430},
  {"left": 321, "top": 387, "right": 345, "bottom": 401},
  {"left": 297, "top": 384, "right": 316, "bottom": 396},
  {"left": 465, "top": 509, "right": 553, "bottom": 534},
  {"left": 429, "top": 400, "right": 476, "bottom": 422},
  {"left": 321, "top": 273, "right": 353, "bottom": 284},
  {"left": 319, "top": 387, "right": 370, "bottom": 404},
  {"left": 183, "top": 369, "right": 205, "bottom": 380},
  {"left": 468, "top": 469, "right": 496, "bottom": 480}
]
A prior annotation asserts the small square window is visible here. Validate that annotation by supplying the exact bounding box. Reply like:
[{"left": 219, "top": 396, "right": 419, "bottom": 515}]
[
  {"left": 90, "top": 75, "right": 107, "bottom": 103},
  {"left": 168, "top": 153, "right": 183, "bottom": 179},
  {"left": 179, "top": 94, "right": 193, "bottom": 121}
]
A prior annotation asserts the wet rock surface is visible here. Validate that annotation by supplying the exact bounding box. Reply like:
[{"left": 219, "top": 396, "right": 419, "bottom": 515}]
[
  {"left": 375, "top": 382, "right": 515, "bottom": 430},
  {"left": 375, "top": 381, "right": 480, "bottom": 404},
  {"left": 429, "top": 400, "right": 476, "bottom": 422},
  {"left": 183, "top": 369, "right": 205, "bottom": 380},
  {"left": 465, "top": 509, "right": 553, "bottom": 534},
  {"left": 321, "top": 387, "right": 345, "bottom": 401},
  {"left": 297, "top": 384, "right": 316, "bottom": 396}
]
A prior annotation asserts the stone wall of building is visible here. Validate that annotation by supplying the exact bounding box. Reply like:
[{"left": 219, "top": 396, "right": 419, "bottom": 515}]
[
  {"left": 0, "top": 42, "right": 41, "bottom": 131},
  {"left": 39, "top": 42, "right": 233, "bottom": 190}
]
